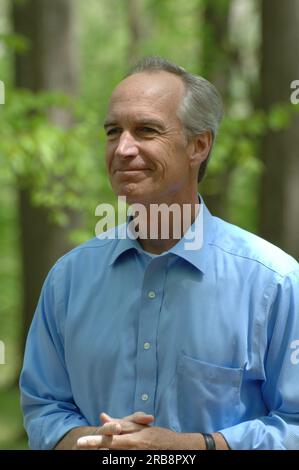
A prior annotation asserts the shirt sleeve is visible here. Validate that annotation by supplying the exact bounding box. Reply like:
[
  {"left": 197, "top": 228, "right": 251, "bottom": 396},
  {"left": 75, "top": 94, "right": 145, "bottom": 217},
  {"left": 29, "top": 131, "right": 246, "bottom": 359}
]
[
  {"left": 19, "top": 265, "right": 90, "bottom": 450},
  {"left": 219, "top": 269, "right": 299, "bottom": 449}
]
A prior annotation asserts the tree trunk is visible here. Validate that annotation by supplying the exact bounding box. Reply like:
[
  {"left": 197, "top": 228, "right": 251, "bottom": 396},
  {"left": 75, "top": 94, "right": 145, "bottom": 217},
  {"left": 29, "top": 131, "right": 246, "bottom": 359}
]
[
  {"left": 199, "top": 0, "right": 234, "bottom": 218},
  {"left": 260, "top": 0, "right": 299, "bottom": 260},
  {"left": 125, "top": 0, "right": 144, "bottom": 68},
  {"left": 12, "top": 0, "right": 82, "bottom": 355},
  {"left": 200, "top": 0, "right": 232, "bottom": 96}
]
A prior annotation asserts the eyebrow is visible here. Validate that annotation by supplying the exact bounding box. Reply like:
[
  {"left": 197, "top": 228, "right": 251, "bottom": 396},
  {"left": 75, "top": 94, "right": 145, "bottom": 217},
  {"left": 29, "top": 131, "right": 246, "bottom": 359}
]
[{"left": 103, "top": 118, "right": 166, "bottom": 131}]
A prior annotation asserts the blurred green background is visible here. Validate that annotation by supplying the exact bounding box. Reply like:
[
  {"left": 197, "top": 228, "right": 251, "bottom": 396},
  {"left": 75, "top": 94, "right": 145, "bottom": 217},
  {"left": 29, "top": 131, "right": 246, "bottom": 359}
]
[{"left": 0, "top": 0, "right": 298, "bottom": 449}]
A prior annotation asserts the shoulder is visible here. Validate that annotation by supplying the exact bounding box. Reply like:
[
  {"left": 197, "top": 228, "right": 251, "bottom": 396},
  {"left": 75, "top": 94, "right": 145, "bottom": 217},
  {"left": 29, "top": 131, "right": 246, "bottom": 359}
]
[
  {"left": 51, "top": 230, "right": 120, "bottom": 277},
  {"left": 210, "top": 216, "right": 298, "bottom": 277}
]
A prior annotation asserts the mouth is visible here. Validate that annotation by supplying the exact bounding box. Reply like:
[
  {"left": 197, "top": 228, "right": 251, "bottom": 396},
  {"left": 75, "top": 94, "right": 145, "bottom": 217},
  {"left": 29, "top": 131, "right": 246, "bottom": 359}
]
[{"left": 114, "top": 169, "right": 150, "bottom": 174}]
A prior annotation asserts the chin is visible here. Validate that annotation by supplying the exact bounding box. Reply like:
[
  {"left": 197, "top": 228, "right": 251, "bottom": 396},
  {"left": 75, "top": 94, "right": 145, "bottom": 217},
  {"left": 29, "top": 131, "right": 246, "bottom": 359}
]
[{"left": 116, "top": 185, "right": 152, "bottom": 205}]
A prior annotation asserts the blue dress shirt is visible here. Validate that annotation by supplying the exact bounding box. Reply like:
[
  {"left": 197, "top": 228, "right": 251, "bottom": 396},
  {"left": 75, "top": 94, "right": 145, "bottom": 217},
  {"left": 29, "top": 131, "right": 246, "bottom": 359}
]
[{"left": 20, "top": 200, "right": 299, "bottom": 449}]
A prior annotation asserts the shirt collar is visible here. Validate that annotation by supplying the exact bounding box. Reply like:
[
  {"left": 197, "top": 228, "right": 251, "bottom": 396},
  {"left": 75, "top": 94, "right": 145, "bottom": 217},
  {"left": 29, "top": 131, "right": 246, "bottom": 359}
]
[
  {"left": 108, "top": 224, "right": 140, "bottom": 266},
  {"left": 109, "top": 195, "right": 215, "bottom": 273},
  {"left": 168, "top": 199, "right": 214, "bottom": 273}
]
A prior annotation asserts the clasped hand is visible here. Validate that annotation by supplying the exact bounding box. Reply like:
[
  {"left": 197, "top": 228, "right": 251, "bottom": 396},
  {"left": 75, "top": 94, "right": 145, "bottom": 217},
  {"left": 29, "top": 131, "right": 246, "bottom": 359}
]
[{"left": 75, "top": 411, "right": 178, "bottom": 450}]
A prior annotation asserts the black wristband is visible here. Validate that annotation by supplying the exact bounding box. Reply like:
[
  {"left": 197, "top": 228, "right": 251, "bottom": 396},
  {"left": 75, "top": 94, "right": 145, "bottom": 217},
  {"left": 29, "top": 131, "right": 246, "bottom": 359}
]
[{"left": 202, "top": 433, "right": 216, "bottom": 450}]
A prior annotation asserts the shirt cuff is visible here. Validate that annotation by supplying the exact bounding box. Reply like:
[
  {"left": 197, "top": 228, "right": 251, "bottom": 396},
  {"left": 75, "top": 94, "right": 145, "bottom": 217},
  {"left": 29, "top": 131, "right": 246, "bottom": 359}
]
[{"left": 29, "top": 413, "right": 90, "bottom": 450}]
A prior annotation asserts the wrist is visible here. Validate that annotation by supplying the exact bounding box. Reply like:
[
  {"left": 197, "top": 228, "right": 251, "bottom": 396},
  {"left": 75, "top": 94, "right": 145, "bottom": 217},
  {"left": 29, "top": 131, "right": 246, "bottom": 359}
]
[
  {"left": 55, "top": 426, "right": 98, "bottom": 450},
  {"left": 176, "top": 432, "right": 206, "bottom": 450}
]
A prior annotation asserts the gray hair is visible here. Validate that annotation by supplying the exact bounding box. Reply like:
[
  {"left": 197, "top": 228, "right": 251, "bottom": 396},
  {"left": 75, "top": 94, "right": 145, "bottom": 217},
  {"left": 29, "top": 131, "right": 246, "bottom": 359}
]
[{"left": 127, "top": 56, "right": 223, "bottom": 182}]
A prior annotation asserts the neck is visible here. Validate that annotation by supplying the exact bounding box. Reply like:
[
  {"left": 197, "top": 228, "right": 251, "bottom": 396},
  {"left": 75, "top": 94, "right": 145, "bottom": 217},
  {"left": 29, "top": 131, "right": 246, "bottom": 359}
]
[{"left": 129, "top": 194, "right": 200, "bottom": 255}]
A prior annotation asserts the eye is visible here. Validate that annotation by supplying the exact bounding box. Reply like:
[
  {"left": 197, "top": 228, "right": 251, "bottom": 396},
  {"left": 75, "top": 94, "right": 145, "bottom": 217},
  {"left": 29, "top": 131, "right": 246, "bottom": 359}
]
[
  {"left": 139, "top": 127, "right": 157, "bottom": 134},
  {"left": 106, "top": 128, "right": 121, "bottom": 137}
]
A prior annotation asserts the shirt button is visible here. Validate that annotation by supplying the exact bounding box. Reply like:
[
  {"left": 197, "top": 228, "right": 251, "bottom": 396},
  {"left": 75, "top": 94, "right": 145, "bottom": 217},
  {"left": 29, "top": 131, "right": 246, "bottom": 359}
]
[
  {"left": 148, "top": 291, "right": 156, "bottom": 299},
  {"left": 141, "top": 393, "right": 149, "bottom": 401},
  {"left": 143, "top": 342, "right": 151, "bottom": 350}
]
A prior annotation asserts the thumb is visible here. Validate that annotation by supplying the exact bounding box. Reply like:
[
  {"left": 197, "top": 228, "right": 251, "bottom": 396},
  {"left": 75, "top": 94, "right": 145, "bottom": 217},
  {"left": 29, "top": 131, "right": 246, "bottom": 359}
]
[
  {"left": 125, "top": 411, "right": 155, "bottom": 425},
  {"left": 100, "top": 412, "right": 113, "bottom": 424}
]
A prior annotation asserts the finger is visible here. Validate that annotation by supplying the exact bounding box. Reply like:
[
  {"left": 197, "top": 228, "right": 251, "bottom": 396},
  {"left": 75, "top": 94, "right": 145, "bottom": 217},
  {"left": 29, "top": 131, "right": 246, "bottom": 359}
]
[
  {"left": 108, "top": 434, "right": 135, "bottom": 450},
  {"left": 77, "top": 435, "right": 105, "bottom": 449},
  {"left": 100, "top": 411, "right": 154, "bottom": 425},
  {"left": 94, "top": 421, "right": 122, "bottom": 436},
  {"left": 99, "top": 411, "right": 154, "bottom": 435},
  {"left": 123, "top": 411, "right": 154, "bottom": 425},
  {"left": 118, "top": 421, "right": 144, "bottom": 433},
  {"left": 100, "top": 412, "right": 113, "bottom": 424},
  {"left": 99, "top": 416, "right": 143, "bottom": 433},
  {"left": 76, "top": 433, "right": 114, "bottom": 450}
]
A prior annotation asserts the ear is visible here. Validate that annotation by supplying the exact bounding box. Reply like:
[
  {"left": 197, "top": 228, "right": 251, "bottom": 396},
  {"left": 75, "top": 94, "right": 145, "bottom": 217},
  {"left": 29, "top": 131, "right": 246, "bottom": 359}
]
[{"left": 188, "top": 130, "right": 213, "bottom": 170}]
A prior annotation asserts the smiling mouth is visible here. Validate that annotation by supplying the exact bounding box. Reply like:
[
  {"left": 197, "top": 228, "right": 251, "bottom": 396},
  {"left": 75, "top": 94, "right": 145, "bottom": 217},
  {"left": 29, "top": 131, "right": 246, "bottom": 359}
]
[{"left": 115, "top": 169, "right": 150, "bottom": 174}]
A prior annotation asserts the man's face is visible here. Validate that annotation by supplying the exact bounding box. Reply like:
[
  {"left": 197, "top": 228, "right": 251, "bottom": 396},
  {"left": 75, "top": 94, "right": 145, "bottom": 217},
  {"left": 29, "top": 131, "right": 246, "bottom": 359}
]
[{"left": 104, "top": 71, "right": 197, "bottom": 205}]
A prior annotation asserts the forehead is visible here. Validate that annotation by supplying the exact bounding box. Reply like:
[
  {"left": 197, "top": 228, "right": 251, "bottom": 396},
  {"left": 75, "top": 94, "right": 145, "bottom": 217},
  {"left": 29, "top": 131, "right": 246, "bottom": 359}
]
[{"left": 106, "top": 71, "right": 185, "bottom": 122}]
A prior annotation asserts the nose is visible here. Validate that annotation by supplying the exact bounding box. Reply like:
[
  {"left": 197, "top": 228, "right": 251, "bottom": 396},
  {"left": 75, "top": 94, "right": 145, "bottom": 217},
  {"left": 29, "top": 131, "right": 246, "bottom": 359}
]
[{"left": 115, "top": 131, "right": 138, "bottom": 158}]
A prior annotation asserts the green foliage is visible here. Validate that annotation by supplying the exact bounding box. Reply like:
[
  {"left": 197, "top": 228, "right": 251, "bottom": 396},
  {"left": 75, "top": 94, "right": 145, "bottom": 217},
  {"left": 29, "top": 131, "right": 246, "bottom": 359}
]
[
  {"left": 267, "top": 102, "right": 294, "bottom": 131},
  {"left": 142, "top": 0, "right": 200, "bottom": 69},
  {"left": 203, "top": 99, "right": 297, "bottom": 231},
  {"left": 0, "top": 88, "right": 110, "bottom": 229},
  {"left": 0, "top": 387, "right": 28, "bottom": 449},
  {"left": 0, "top": 187, "right": 21, "bottom": 389},
  {"left": 0, "top": 0, "right": 298, "bottom": 405},
  {"left": 0, "top": 33, "right": 29, "bottom": 53}
]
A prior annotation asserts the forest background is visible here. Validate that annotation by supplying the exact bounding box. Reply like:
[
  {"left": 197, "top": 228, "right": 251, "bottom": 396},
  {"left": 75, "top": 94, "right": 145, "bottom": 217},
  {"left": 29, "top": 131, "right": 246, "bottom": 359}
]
[{"left": 0, "top": 0, "right": 298, "bottom": 449}]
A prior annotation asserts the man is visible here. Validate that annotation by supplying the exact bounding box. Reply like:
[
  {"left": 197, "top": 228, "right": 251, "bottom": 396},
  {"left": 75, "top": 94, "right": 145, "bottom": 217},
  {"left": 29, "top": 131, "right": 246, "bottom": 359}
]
[{"left": 20, "top": 57, "right": 299, "bottom": 450}]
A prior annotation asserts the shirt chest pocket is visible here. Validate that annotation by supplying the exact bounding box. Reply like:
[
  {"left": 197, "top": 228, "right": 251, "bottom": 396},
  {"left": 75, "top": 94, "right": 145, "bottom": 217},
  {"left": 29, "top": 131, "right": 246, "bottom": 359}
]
[{"left": 177, "top": 354, "right": 244, "bottom": 433}]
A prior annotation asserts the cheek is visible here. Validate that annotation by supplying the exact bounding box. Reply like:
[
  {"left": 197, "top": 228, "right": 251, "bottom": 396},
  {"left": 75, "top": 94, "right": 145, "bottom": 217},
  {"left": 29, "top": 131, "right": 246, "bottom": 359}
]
[
  {"left": 162, "top": 144, "right": 187, "bottom": 175},
  {"left": 105, "top": 146, "right": 114, "bottom": 173},
  {"left": 150, "top": 141, "right": 175, "bottom": 172}
]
